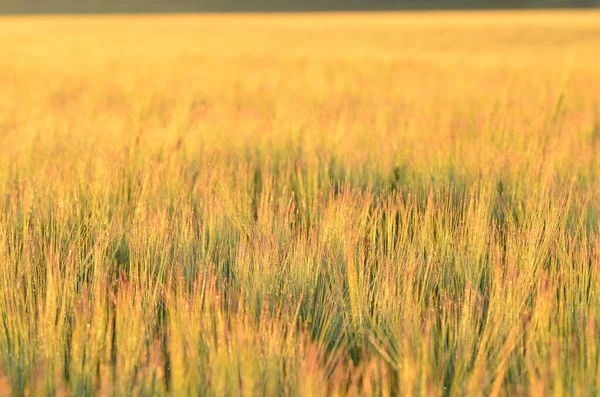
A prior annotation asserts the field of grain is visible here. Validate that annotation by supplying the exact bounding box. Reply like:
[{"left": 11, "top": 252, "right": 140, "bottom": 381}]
[{"left": 1, "top": 11, "right": 600, "bottom": 396}]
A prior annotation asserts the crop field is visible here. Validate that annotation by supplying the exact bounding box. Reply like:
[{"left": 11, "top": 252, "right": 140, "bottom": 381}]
[{"left": 1, "top": 11, "right": 600, "bottom": 396}]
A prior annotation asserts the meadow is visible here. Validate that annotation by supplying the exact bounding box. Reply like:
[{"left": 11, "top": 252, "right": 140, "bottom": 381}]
[{"left": 1, "top": 11, "right": 600, "bottom": 396}]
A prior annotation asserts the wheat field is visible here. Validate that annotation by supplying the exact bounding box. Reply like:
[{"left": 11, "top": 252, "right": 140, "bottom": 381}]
[{"left": 1, "top": 11, "right": 600, "bottom": 396}]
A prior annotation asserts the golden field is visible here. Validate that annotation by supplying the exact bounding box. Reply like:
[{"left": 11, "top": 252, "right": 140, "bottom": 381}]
[{"left": 1, "top": 11, "right": 600, "bottom": 396}]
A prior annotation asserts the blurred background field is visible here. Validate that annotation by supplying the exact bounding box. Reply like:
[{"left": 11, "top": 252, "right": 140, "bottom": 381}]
[
  {"left": 1, "top": 11, "right": 600, "bottom": 396},
  {"left": 0, "top": 0, "right": 598, "bottom": 13}
]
